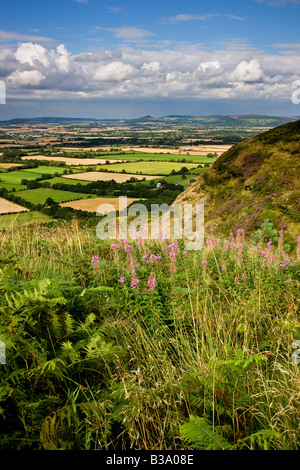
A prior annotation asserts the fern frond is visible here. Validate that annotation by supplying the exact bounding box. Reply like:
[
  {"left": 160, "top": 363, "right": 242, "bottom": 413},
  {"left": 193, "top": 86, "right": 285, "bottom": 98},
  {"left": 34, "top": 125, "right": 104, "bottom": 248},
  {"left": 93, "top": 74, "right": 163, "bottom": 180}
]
[
  {"left": 234, "top": 429, "right": 281, "bottom": 450},
  {"left": 40, "top": 406, "right": 76, "bottom": 450},
  {"left": 180, "top": 415, "right": 232, "bottom": 450}
]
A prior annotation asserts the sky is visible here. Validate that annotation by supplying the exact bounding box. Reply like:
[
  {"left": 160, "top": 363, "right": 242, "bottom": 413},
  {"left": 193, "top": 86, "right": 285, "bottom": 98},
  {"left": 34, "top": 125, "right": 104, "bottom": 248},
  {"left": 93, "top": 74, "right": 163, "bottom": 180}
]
[{"left": 0, "top": 0, "right": 300, "bottom": 119}]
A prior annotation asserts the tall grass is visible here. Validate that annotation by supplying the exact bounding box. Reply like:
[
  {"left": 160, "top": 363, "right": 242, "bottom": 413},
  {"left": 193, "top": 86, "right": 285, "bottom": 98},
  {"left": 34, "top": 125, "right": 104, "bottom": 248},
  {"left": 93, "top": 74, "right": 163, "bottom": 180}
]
[{"left": 0, "top": 221, "right": 299, "bottom": 450}]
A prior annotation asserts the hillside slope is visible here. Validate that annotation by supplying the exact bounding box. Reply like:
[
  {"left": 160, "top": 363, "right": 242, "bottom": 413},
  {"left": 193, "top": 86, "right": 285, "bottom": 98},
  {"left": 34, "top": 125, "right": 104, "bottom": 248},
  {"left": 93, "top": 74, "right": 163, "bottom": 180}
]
[{"left": 174, "top": 119, "right": 300, "bottom": 241}]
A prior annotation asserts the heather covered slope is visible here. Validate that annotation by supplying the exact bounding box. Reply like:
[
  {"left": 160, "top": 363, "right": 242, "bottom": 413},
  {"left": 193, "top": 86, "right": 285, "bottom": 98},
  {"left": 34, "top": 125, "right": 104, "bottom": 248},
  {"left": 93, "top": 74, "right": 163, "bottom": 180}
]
[{"left": 174, "top": 119, "right": 300, "bottom": 242}]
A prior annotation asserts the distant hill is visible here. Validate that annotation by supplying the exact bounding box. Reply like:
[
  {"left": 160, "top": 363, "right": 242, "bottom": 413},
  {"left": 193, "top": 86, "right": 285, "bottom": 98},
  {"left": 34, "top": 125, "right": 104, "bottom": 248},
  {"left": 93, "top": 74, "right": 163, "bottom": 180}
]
[
  {"left": 0, "top": 117, "right": 102, "bottom": 125},
  {"left": 174, "top": 119, "right": 300, "bottom": 242},
  {"left": 0, "top": 115, "right": 298, "bottom": 128}
]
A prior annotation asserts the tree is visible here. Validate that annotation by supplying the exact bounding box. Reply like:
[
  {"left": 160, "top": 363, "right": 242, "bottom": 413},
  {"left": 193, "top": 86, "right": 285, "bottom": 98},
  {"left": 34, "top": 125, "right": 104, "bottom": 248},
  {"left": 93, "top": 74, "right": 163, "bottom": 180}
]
[{"left": 45, "top": 197, "right": 56, "bottom": 206}]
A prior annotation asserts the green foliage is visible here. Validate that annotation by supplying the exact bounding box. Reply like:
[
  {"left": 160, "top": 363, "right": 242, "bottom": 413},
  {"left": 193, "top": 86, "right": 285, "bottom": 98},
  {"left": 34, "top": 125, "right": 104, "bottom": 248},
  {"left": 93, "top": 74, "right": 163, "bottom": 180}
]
[
  {"left": 251, "top": 219, "right": 279, "bottom": 244},
  {"left": 0, "top": 225, "right": 299, "bottom": 450},
  {"left": 180, "top": 416, "right": 232, "bottom": 450}
]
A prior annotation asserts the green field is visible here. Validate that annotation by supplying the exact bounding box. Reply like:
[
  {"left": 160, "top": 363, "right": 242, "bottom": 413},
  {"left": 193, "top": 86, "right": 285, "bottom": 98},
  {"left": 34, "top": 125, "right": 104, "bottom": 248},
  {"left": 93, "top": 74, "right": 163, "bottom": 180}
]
[
  {"left": 40, "top": 176, "right": 91, "bottom": 186},
  {"left": 0, "top": 211, "right": 55, "bottom": 229},
  {"left": 21, "top": 166, "right": 81, "bottom": 175},
  {"left": 0, "top": 167, "right": 82, "bottom": 186},
  {"left": 0, "top": 170, "right": 44, "bottom": 184},
  {"left": 96, "top": 161, "right": 199, "bottom": 175},
  {"left": 19, "top": 188, "right": 94, "bottom": 205},
  {"left": 0, "top": 182, "right": 27, "bottom": 191},
  {"left": 97, "top": 152, "right": 218, "bottom": 164}
]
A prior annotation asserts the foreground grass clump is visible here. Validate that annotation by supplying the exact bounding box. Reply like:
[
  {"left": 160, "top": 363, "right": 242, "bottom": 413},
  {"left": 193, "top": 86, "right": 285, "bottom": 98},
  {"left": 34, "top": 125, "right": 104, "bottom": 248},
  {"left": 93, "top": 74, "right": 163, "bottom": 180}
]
[{"left": 0, "top": 223, "right": 299, "bottom": 450}]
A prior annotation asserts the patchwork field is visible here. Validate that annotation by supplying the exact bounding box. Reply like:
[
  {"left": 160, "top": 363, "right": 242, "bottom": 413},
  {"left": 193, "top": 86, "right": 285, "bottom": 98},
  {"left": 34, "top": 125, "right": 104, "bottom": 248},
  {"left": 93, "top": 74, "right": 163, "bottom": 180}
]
[
  {"left": 121, "top": 145, "right": 232, "bottom": 155},
  {"left": 21, "top": 166, "right": 74, "bottom": 175},
  {"left": 95, "top": 152, "right": 217, "bottom": 163},
  {"left": 0, "top": 197, "right": 29, "bottom": 214},
  {"left": 60, "top": 197, "right": 141, "bottom": 213},
  {"left": 19, "top": 188, "right": 94, "bottom": 205},
  {"left": 40, "top": 176, "right": 91, "bottom": 186},
  {"left": 0, "top": 166, "right": 81, "bottom": 186},
  {"left": 21, "top": 155, "right": 128, "bottom": 166},
  {"left": 95, "top": 161, "right": 199, "bottom": 175},
  {"left": 62, "top": 172, "right": 162, "bottom": 183}
]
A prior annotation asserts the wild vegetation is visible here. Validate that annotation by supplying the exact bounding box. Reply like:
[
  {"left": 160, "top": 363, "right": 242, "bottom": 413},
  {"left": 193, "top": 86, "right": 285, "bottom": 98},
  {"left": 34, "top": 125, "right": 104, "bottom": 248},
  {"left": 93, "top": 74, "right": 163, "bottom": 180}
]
[
  {"left": 175, "top": 120, "right": 300, "bottom": 245},
  {"left": 0, "top": 220, "right": 299, "bottom": 450}
]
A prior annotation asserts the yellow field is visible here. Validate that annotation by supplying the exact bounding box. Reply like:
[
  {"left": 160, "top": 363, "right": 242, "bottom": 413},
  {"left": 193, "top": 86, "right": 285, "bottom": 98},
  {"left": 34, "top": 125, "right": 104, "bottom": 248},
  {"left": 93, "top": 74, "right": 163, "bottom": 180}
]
[
  {"left": 0, "top": 197, "right": 29, "bottom": 214},
  {"left": 62, "top": 172, "right": 162, "bottom": 183},
  {"left": 53, "top": 145, "right": 232, "bottom": 156},
  {"left": 120, "top": 145, "right": 232, "bottom": 156},
  {"left": 60, "top": 197, "right": 141, "bottom": 213},
  {"left": 21, "top": 155, "right": 127, "bottom": 166},
  {"left": 0, "top": 163, "right": 24, "bottom": 169}
]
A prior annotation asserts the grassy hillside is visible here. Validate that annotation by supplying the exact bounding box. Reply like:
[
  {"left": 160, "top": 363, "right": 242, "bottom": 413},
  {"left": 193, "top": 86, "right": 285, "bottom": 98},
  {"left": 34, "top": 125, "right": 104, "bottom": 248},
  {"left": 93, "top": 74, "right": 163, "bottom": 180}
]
[
  {"left": 175, "top": 119, "right": 300, "bottom": 243},
  {"left": 0, "top": 224, "right": 299, "bottom": 450}
]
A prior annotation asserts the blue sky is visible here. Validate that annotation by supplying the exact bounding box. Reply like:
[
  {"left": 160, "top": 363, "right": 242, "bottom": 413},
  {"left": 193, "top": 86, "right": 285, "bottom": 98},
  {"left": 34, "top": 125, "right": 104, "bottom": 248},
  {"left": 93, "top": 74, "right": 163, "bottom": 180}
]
[{"left": 1, "top": 0, "right": 300, "bottom": 118}]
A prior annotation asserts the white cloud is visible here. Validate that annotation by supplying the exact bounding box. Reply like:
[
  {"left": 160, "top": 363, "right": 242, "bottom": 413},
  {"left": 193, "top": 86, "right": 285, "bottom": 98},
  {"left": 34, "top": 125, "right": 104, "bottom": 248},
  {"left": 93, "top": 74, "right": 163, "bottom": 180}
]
[
  {"left": 198, "top": 61, "right": 221, "bottom": 72},
  {"left": 1, "top": 40, "right": 298, "bottom": 103},
  {"left": 9, "top": 69, "right": 45, "bottom": 86},
  {"left": 141, "top": 61, "right": 161, "bottom": 72},
  {"left": 94, "top": 61, "right": 136, "bottom": 81},
  {"left": 56, "top": 44, "right": 71, "bottom": 74},
  {"left": 15, "top": 43, "right": 50, "bottom": 68},
  {"left": 229, "top": 59, "right": 264, "bottom": 83}
]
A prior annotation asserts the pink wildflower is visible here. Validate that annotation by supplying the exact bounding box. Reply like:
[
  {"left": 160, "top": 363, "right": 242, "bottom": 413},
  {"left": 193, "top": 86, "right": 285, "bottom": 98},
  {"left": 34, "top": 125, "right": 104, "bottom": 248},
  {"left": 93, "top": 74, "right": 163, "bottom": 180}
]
[
  {"left": 147, "top": 274, "right": 156, "bottom": 291},
  {"left": 131, "top": 278, "right": 139, "bottom": 289},
  {"left": 110, "top": 243, "right": 120, "bottom": 251},
  {"left": 119, "top": 277, "right": 126, "bottom": 283},
  {"left": 221, "top": 266, "right": 226, "bottom": 271}
]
